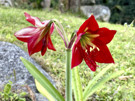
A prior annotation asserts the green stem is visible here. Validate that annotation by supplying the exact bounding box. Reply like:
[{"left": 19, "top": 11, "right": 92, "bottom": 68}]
[{"left": 66, "top": 49, "right": 72, "bottom": 101}]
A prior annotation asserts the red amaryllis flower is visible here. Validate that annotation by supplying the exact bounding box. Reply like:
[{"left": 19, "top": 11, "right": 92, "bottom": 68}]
[
  {"left": 15, "top": 12, "right": 56, "bottom": 56},
  {"left": 71, "top": 15, "right": 116, "bottom": 71}
]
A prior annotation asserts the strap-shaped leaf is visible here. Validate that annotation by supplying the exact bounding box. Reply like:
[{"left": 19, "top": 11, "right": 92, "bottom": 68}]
[
  {"left": 35, "top": 79, "right": 55, "bottom": 101},
  {"left": 72, "top": 67, "right": 83, "bottom": 101},
  {"left": 83, "top": 64, "right": 113, "bottom": 98},
  {"left": 83, "top": 70, "right": 124, "bottom": 100},
  {"left": 20, "top": 57, "right": 64, "bottom": 101}
]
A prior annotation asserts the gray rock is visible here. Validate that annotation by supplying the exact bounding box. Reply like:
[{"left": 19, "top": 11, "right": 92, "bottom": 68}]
[
  {"left": 0, "top": 0, "right": 13, "bottom": 7},
  {"left": 81, "top": 0, "right": 96, "bottom": 5},
  {"left": 80, "top": 5, "right": 111, "bottom": 22},
  {"left": 69, "top": 0, "right": 81, "bottom": 12},
  {"left": 41, "top": 0, "right": 51, "bottom": 9},
  {"left": 35, "top": 93, "right": 48, "bottom": 101},
  {"left": 0, "top": 41, "right": 56, "bottom": 101}
]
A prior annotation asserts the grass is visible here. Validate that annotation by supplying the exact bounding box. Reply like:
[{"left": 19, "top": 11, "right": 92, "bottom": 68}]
[{"left": 0, "top": 6, "right": 135, "bottom": 100}]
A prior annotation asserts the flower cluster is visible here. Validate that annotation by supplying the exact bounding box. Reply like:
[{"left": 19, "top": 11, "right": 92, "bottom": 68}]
[{"left": 15, "top": 13, "right": 116, "bottom": 71}]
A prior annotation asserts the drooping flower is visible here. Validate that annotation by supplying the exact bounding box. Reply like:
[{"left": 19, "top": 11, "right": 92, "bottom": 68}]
[
  {"left": 15, "top": 12, "right": 56, "bottom": 56},
  {"left": 71, "top": 15, "right": 116, "bottom": 71}
]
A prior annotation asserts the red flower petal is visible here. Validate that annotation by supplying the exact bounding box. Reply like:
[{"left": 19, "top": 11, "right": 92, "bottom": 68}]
[
  {"left": 28, "top": 39, "right": 43, "bottom": 56},
  {"left": 50, "top": 23, "right": 55, "bottom": 35},
  {"left": 77, "top": 15, "right": 99, "bottom": 35},
  {"left": 14, "top": 26, "right": 38, "bottom": 42},
  {"left": 90, "top": 45, "right": 114, "bottom": 63},
  {"left": 41, "top": 37, "right": 48, "bottom": 56},
  {"left": 71, "top": 45, "right": 83, "bottom": 69},
  {"left": 95, "top": 28, "right": 116, "bottom": 44},
  {"left": 24, "top": 12, "right": 43, "bottom": 27},
  {"left": 42, "top": 20, "right": 50, "bottom": 26},
  {"left": 47, "top": 35, "right": 56, "bottom": 51},
  {"left": 81, "top": 48, "right": 97, "bottom": 71},
  {"left": 27, "top": 30, "right": 43, "bottom": 55},
  {"left": 41, "top": 46, "right": 47, "bottom": 56},
  {"left": 83, "top": 57, "right": 97, "bottom": 71}
]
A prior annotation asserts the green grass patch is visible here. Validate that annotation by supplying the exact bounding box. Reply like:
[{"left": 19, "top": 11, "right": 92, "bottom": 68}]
[{"left": 0, "top": 7, "right": 135, "bottom": 100}]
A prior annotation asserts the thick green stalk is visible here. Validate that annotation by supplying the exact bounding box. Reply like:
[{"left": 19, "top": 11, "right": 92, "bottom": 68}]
[{"left": 66, "top": 49, "right": 72, "bottom": 101}]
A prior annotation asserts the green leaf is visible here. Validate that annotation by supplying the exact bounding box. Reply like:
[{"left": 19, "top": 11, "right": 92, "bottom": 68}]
[
  {"left": 72, "top": 67, "right": 83, "bottom": 101},
  {"left": 18, "top": 98, "right": 26, "bottom": 101},
  {"left": 20, "top": 57, "right": 64, "bottom": 101},
  {"left": 130, "top": 20, "right": 134, "bottom": 27},
  {"left": 115, "top": 5, "right": 123, "bottom": 11},
  {"left": 35, "top": 79, "right": 55, "bottom": 101},
  {"left": 83, "top": 64, "right": 113, "bottom": 99},
  {"left": 4, "top": 81, "right": 12, "bottom": 99},
  {"left": 19, "top": 92, "right": 27, "bottom": 97},
  {"left": 83, "top": 70, "right": 124, "bottom": 100}
]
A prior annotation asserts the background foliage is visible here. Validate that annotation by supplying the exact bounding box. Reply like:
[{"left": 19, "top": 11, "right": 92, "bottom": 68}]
[
  {"left": 13, "top": 0, "right": 59, "bottom": 9},
  {"left": 96, "top": 0, "right": 135, "bottom": 25},
  {"left": 6, "top": 0, "right": 135, "bottom": 25}
]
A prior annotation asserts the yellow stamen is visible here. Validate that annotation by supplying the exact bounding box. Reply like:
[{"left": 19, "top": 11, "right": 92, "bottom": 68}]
[
  {"left": 97, "top": 47, "right": 100, "bottom": 51},
  {"left": 80, "top": 31, "right": 100, "bottom": 51},
  {"left": 90, "top": 47, "right": 93, "bottom": 52},
  {"left": 84, "top": 27, "right": 88, "bottom": 32},
  {"left": 86, "top": 33, "right": 99, "bottom": 38}
]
